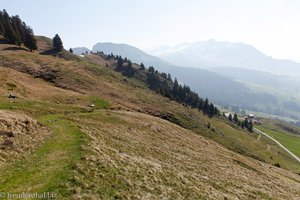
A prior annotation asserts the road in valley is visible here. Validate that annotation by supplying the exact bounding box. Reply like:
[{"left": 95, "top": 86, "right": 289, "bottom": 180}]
[{"left": 253, "top": 127, "right": 300, "bottom": 163}]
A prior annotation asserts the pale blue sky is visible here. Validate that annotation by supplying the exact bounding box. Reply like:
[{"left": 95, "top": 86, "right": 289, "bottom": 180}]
[{"left": 1, "top": 0, "right": 300, "bottom": 61}]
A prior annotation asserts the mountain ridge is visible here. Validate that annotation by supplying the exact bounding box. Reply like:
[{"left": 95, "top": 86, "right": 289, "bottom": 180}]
[
  {"left": 92, "top": 42, "right": 172, "bottom": 68},
  {"left": 148, "top": 39, "right": 300, "bottom": 76}
]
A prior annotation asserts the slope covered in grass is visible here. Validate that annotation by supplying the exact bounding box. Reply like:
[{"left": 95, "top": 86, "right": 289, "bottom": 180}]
[
  {"left": 1, "top": 41, "right": 300, "bottom": 173},
  {"left": 0, "top": 41, "right": 300, "bottom": 199},
  {"left": 64, "top": 110, "right": 300, "bottom": 199}
]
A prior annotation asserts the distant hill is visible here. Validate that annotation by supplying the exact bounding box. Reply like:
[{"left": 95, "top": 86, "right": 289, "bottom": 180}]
[
  {"left": 93, "top": 42, "right": 170, "bottom": 68},
  {"left": 72, "top": 47, "right": 91, "bottom": 55},
  {"left": 148, "top": 39, "right": 300, "bottom": 76}
]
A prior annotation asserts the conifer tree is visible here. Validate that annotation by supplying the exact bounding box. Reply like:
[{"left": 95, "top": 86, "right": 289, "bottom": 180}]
[
  {"left": 203, "top": 98, "right": 209, "bottom": 114},
  {"left": 2, "top": 9, "right": 10, "bottom": 27},
  {"left": 1, "top": 9, "right": 20, "bottom": 44},
  {"left": 127, "top": 60, "right": 132, "bottom": 68},
  {"left": 244, "top": 118, "right": 249, "bottom": 129},
  {"left": 167, "top": 73, "right": 172, "bottom": 81},
  {"left": 140, "top": 62, "right": 145, "bottom": 70},
  {"left": 238, "top": 121, "right": 241, "bottom": 126},
  {"left": 233, "top": 113, "right": 239, "bottom": 124},
  {"left": 148, "top": 66, "right": 155, "bottom": 73},
  {"left": 117, "top": 57, "right": 124, "bottom": 69},
  {"left": 23, "top": 27, "right": 37, "bottom": 51},
  {"left": 53, "top": 34, "right": 63, "bottom": 51},
  {"left": 5, "top": 22, "right": 20, "bottom": 45},
  {"left": 0, "top": 10, "right": 4, "bottom": 34},
  {"left": 0, "top": 22, "right": 4, "bottom": 36},
  {"left": 209, "top": 103, "right": 215, "bottom": 117},
  {"left": 228, "top": 113, "right": 233, "bottom": 121},
  {"left": 248, "top": 120, "right": 253, "bottom": 132},
  {"left": 173, "top": 78, "right": 179, "bottom": 88},
  {"left": 11, "top": 15, "right": 24, "bottom": 43},
  {"left": 214, "top": 107, "right": 219, "bottom": 115},
  {"left": 123, "top": 60, "right": 134, "bottom": 76},
  {"left": 198, "top": 98, "right": 204, "bottom": 110},
  {"left": 241, "top": 121, "right": 245, "bottom": 129}
]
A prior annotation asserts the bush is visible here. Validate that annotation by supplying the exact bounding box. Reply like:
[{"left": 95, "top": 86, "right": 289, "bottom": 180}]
[{"left": 274, "top": 163, "right": 281, "bottom": 168}]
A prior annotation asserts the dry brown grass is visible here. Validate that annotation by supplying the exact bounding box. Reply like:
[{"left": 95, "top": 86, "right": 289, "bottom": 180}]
[
  {"left": 0, "top": 110, "right": 49, "bottom": 169},
  {"left": 35, "top": 36, "right": 53, "bottom": 52},
  {"left": 0, "top": 67, "right": 80, "bottom": 100},
  {"left": 67, "top": 110, "right": 300, "bottom": 199}
]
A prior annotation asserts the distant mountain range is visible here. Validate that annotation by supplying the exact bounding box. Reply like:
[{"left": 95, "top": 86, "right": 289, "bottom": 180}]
[
  {"left": 147, "top": 39, "right": 300, "bottom": 76},
  {"left": 92, "top": 42, "right": 171, "bottom": 68},
  {"left": 73, "top": 41, "right": 300, "bottom": 120}
]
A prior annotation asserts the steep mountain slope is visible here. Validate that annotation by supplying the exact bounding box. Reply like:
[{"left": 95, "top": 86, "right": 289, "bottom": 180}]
[
  {"left": 149, "top": 39, "right": 300, "bottom": 76},
  {"left": 0, "top": 39, "right": 300, "bottom": 199}
]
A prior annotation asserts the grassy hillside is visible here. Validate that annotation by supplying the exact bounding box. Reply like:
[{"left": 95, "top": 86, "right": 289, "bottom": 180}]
[
  {"left": 0, "top": 40, "right": 300, "bottom": 199},
  {"left": 83, "top": 53, "right": 300, "bottom": 172}
]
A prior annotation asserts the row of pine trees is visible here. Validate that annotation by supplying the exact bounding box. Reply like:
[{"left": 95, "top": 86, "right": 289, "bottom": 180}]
[
  {"left": 146, "top": 67, "right": 219, "bottom": 117},
  {"left": 0, "top": 9, "right": 37, "bottom": 51},
  {"left": 105, "top": 53, "right": 220, "bottom": 118}
]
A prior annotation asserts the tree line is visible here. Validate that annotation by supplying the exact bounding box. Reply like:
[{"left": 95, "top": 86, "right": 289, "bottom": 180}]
[
  {"left": 227, "top": 113, "right": 253, "bottom": 132},
  {"left": 104, "top": 53, "right": 220, "bottom": 117},
  {"left": 0, "top": 9, "right": 37, "bottom": 51}
]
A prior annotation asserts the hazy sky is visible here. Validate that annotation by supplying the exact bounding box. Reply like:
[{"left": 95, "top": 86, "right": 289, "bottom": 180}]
[{"left": 1, "top": 0, "right": 300, "bottom": 61}]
